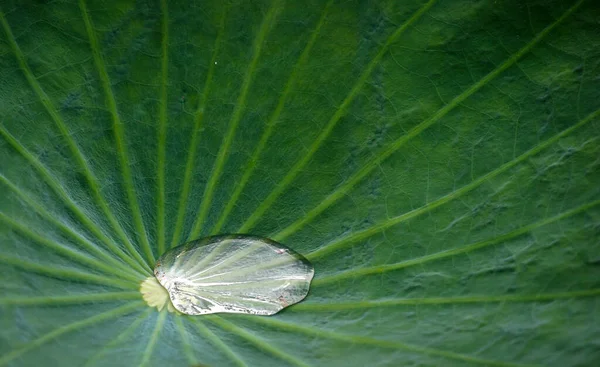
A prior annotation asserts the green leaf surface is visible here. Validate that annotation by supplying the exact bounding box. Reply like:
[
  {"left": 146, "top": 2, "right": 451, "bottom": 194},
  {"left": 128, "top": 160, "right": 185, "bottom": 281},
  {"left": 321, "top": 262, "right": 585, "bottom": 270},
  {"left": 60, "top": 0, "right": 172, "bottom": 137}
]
[{"left": 1, "top": 0, "right": 599, "bottom": 366}]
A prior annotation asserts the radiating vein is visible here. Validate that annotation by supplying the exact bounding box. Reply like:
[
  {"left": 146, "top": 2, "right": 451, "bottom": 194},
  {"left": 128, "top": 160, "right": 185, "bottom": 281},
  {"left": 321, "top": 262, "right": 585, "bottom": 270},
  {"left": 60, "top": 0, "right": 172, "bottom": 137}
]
[
  {"left": 206, "top": 316, "right": 309, "bottom": 367},
  {"left": 0, "top": 213, "right": 140, "bottom": 282},
  {"left": 238, "top": 0, "right": 438, "bottom": 233},
  {"left": 0, "top": 301, "right": 144, "bottom": 366},
  {"left": 188, "top": 0, "right": 282, "bottom": 239},
  {"left": 189, "top": 318, "right": 248, "bottom": 367},
  {"left": 0, "top": 127, "right": 151, "bottom": 273},
  {"left": 210, "top": 0, "right": 334, "bottom": 234},
  {"left": 0, "top": 292, "right": 141, "bottom": 306},
  {"left": 306, "top": 107, "right": 600, "bottom": 260},
  {"left": 314, "top": 198, "right": 600, "bottom": 286},
  {"left": 84, "top": 308, "right": 152, "bottom": 367},
  {"left": 0, "top": 11, "right": 147, "bottom": 270},
  {"left": 271, "top": 0, "right": 586, "bottom": 242},
  {"left": 0, "top": 174, "right": 149, "bottom": 277},
  {"left": 156, "top": 0, "right": 169, "bottom": 256},
  {"left": 79, "top": 0, "right": 154, "bottom": 265},
  {"left": 241, "top": 317, "right": 536, "bottom": 367},
  {"left": 291, "top": 289, "right": 600, "bottom": 311},
  {"left": 0, "top": 253, "right": 138, "bottom": 289},
  {"left": 174, "top": 317, "right": 197, "bottom": 365},
  {"left": 139, "top": 310, "right": 167, "bottom": 367},
  {"left": 170, "top": 6, "right": 227, "bottom": 249}
]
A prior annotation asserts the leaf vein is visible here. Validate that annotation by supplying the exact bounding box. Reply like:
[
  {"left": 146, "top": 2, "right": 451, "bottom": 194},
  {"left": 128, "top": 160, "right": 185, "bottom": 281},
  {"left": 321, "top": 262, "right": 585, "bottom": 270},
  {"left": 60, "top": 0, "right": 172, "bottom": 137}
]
[
  {"left": 156, "top": 0, "right": 169, "bottom": 256},
  {"left": 291, "top": 289, "right": 600, "bottom": 311},
  {"left": 170, "top": 5, "right": 228, "bottom": 249},
  {"left": 306, "top": 107, "right": 600, "bottom": 260},
  {"left": 0, "top": 11, "right": 148, "bottom": 270},
  {"left": 210, "top": 0, "right": 334, "bottom": 234},
  {"left": 79, "top": 0, "right": 154, "bottom": 265},
  {"left": 0, "top": 253, "right": 138, "bottom": 289},
  {"left": 243, "top": 317, "right": 538, "bottom": 367},
  {"left": 0, "top": 128, "right": 151, "bottom": 274},
  {"left": 238, "top": 0, "right": 438, "bottom": 233},
  {"left": 174, "top": 317, "right": 197, "bottom": 365},
  {"left": 189, "top": 0, "right": 283, "bottom": 239},
  {"left": 0, "top": 301, "right": 144, "bottom": 366},
  {"left": 272, "top": 0, "right": 586, "bottom": 242},
  {"left": 0, "top": 213, "right": 141, "bottom": 283},
  {"left": 139, "top": 310, "right": 167, "bottom": 367},
  {"left": 0, "top": 174, "right": 148, "bottom": 277},
  {"left": 189, "top": 318, "right": 248, "bottom": 367},
  {"left": 206, "top": 316, "right": 309, "bottom": 367},
  {"left": 83, "top": 308, "right": 152, "bottom": 367},
  {"left": 314, "top": 199, "right": 600, "bottom": 285},
  {"left": 0, "top": 292, "right": 141, "bottom": 306}
]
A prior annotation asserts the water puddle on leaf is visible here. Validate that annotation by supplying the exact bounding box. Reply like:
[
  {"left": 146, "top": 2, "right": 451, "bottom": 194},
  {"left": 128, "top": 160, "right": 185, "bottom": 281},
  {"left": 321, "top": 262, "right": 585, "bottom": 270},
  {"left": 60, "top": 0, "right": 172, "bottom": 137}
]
[{"left": 141, "top": 235, "right": 314, "bottom": 315}]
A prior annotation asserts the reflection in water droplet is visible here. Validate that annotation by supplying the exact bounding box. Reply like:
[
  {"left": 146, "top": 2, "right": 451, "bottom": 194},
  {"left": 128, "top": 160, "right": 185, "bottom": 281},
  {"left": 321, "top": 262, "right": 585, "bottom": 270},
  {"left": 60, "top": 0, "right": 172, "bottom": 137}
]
[{"left": 152, "top": 235, "right": 314, "bottom": 316}]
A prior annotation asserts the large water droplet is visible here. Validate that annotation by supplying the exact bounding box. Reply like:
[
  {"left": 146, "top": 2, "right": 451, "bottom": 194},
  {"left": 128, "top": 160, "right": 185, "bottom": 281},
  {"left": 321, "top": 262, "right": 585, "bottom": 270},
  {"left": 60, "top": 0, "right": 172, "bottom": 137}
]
[{"left": 153, "top": 235, "right": 314, "bottom": 315}]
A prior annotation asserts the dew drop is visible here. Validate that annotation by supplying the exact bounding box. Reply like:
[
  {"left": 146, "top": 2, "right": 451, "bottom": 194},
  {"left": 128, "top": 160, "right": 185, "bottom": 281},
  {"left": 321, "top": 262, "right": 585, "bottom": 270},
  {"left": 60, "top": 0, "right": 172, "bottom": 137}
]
[{"left": 150, "top": 234, "right": 314, "bottom": 316}]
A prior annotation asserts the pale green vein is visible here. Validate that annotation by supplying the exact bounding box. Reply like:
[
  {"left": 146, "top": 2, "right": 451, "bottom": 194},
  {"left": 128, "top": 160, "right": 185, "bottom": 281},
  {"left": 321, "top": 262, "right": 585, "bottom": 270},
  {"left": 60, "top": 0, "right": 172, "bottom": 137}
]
[
  {"left": 189, "top": 318, "right": 248, "bottom": 367},
  {"left": 0, "top": 127, "right": 151, "bottom": 274},
  {"left": 79, "top": 0, "right": 154, "bottom": 265},
  {"left": 0, "top": 174, "right": 149, "bottom": 277},
  {"left": 271, "top": 0, "right": 586, "bottom": 242},
  {"left": 210, "top": 0, "right": 334, "bottom": 235},
  {"left": 139, "top": 310, "right": 167, "bottom": 367},
  {"left": 170, "top": 6, "right": 227, "bottom": 249},
  {"left": 84, "top": 308, "right": 153, "bottom": 367},
  {"left": 242, "top": 317, "right": 536, "bottom": 367},
  {"left": 238, "top": 0, "right": 438, "bottom": 233},
  {"left": 0, "top": 11, "right": 147, "bottom": 271},
  {"left": 0, "top": 292, "right": 141, "bottom": 306},
  {"left": 205, "top": 316, "right": 308, "bottom": 367},
  {"left": 306, "top": 107, "right": 600, "bottom": 260},
  {"left": 0, "top": 253, "right": 138, "bottom": 290},
  {"left": 156, "top": 0, "right": 169, "bottom": 256},
  {"left": 291, "top": 289, "right": 600, "bottom": 311},
  {"left": 188, "top": 0, "right": 282, "bottom": 239},
  {"left": 314, "top": 198, "right": 600, "bottom": 286},
  {"left": 0, "top": 301, "right": 144, "bottom": 366},
  {"left": 0, "top": 213, "right": 140, "bottom": 283},
  {"left": 174, "top": 317, "right": 197, "bottom": 366}
]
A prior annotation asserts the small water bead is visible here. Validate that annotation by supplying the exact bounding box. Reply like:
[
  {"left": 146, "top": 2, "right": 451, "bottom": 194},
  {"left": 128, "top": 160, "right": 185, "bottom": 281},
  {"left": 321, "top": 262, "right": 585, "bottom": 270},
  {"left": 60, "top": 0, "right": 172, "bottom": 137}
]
[{"left": 142, "top": 235, "right": 314, "bottom": 316}]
